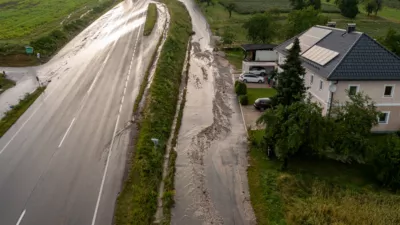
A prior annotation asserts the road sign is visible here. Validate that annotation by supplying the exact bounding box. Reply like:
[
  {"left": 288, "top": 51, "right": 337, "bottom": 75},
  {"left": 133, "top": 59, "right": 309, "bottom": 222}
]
[{"left": 25, "top": 46, "right": 34, "bottom": 54}]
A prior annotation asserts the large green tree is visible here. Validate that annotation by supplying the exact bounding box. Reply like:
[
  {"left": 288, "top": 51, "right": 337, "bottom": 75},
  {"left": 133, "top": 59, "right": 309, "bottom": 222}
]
[
  {"left": 379, "top": 28, "right": 400, "bottom": 56},
  {"left": 365, "top": 0, "right": 378, "bottom": 16},
  {"left": 286, "top": 6, "right": 329, "bottom": 38},
  {"left": 257, "top": 98, "right": 328, "bottom": 170},
  {"left": 328, "top": 91, "right": 379, "bottom": 163},
  {"left": 273, "top": 38, "right": 307, "bottom": 106},
  {"left": 225, "top": 3, "right": 236, "bottom": 18},
  {"left": 335, "top": 0, "right": 359, "bottom": 18},
  {"left": 243, "top": 13, "right": 276, "bottom": 43},
  {"left": 374, "top": 0, "right": 383, "bottom": 15}
]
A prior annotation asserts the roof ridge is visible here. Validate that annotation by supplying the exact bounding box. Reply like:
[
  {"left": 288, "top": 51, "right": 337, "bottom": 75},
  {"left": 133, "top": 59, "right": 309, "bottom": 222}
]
[
  {"left": 327, "top": 33, "right": 363, "bottom": 79},
  {"left": 362, "top": 33, "right": 400, "bottom": 61}
]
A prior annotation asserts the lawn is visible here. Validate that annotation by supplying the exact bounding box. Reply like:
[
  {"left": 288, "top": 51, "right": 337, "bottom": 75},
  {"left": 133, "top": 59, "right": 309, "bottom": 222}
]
[
  {"left": 0, "top": 73, "right": 16, "bottom": 95},
  {"left": 248, "top": 130, "right": 400, "bottom": 225},
  {"left": 224, "top": 49, "right": 244, "bottom": 70},
  {"left": 247, "top": 88, "right": 276, "bottom": 103}
]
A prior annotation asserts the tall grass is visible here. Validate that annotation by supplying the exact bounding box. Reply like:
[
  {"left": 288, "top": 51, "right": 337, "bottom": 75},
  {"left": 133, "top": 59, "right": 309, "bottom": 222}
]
[
  {"left": 114, "top": 0, "right": 192, "bottom": 224},
  {"left": 144, "top": 3, "right": 158, "bottom": 36},
  {"left": 248, "top": 130, "right": 400, "bottom": 225}
]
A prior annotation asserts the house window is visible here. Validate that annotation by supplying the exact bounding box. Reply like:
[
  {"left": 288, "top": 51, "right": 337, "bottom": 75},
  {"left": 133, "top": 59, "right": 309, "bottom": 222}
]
[
  {"left": 348, "top": 85, "right": 359, "bottom": 96},
  {"left": 310, "top": 74, "right": 314, "bottom": 85},
  {"left": 319, "top": 80, "right": 323, "bottom": 90},
  {"left": 378, "top": 111, "right": 390, "bottom": 124},
  {"left": 383, "top": 85, "right": 394, "bottom": 97}
]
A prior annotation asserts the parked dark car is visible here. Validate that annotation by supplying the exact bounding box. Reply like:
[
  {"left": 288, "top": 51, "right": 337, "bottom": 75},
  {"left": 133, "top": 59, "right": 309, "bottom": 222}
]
[{"left": 254, "top": 98, "right": 272, "bottom": 110}]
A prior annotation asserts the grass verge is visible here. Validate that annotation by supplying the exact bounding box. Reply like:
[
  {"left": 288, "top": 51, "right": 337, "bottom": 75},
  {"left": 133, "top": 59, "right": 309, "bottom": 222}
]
[
  {"left": 114, "top": 0, "right": 192, "bottom": 224},
  {"left": 247, "top": 88, "right": 276, "bottom": 103},
  {"left": 161, "top": 42, "right": 191, "bottom": 225},
  {"left": 0, "top": 73, "right": 16, "bottom": 95},
  {"left": 133, "top": 34, "right": 163, "bottom": 114},
  {"left": 144, "top": 3, "right": 158, "bottom": 36},
  {"left": 248, "top": 130, "right": 400, "bottom": 225},
  {"left": 224, "top": 48, "right": 243, "bottom": 70},
  {"left": 0, "top": 87, "right": 45, "bottom": 138}
]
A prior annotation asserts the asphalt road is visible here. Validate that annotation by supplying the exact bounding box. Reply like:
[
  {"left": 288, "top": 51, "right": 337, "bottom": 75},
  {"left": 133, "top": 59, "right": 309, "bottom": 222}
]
[{"left": 0, "top": 0, "right": 166, "bottom": 224}]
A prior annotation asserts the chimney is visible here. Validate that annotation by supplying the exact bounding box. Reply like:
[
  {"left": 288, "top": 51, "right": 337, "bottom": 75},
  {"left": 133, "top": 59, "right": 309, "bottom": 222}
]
[
  {"left": 347, "top": 23, "right": 356, "bottom": 33},
  {"left": 327, "top": 22, "right": 336, "bottom": 28}
]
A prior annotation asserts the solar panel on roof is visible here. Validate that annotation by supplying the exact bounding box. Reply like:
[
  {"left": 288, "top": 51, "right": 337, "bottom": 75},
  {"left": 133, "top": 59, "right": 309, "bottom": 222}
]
[
  {"left": 285, "top": 27, "right": 332, "bottom": 53},
  {"left": 302, "top": 45, "right": 339, "bottom": 66}
]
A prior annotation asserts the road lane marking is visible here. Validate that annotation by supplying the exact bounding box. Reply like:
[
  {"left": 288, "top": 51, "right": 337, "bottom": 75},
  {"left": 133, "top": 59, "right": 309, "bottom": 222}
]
[
  {"left": 58, "top": 118, "right": 76, "bottom": 148},
  {"left": 91, "top": 22, "right": 143, "bottom": 225},
  {"left": 87, "top": 53, "right": 112, "bottom": 94},
  {"left": 16, "top": 210, "right": 26, "bottom": 225},
  {"left": 0, "top": 103, "right": 43, "bottom": 155}
]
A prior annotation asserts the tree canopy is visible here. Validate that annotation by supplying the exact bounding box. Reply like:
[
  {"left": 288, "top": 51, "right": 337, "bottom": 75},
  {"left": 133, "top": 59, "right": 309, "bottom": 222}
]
[
  {"left": 243, "top": 13, "right": 277, "bottom": 43},
  {"left": 290, "top": 0, "right": 321, "bottom": 10},
  {"left": 379, "top": 28, "right": 400, "bottom": 57},
  {"left": 286, "top": 7, "right": 329, "bottom": 38},
  {"left": 335, "top": 0, "right": 359, "bottom": 18}
]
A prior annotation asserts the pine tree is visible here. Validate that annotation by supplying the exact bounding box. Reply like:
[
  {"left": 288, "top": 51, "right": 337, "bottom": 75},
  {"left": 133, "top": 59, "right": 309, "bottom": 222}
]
[{"left": 273, "top": 38, "right": 307, "bottom": 106}]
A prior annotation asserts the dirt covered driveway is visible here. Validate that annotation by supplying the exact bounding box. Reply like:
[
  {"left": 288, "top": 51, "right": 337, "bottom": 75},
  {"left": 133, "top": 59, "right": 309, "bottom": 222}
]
[{"left": 172, "top": 1, "right": 256, "bottom": 224}]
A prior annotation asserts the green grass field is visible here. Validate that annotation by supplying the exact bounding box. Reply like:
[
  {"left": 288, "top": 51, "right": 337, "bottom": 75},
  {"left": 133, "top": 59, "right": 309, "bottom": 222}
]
[
  {"left": 247, "top": 88, "right": 276, "bottom": 104},
  {"left": 0, "top": 0, "right": 100, "bottom": 43},
  {"left": 248, "top": 130, "right": 400, "bottom": 225},
  {"left": 200, "top": 0, "right": 400, "bottom": 46}
]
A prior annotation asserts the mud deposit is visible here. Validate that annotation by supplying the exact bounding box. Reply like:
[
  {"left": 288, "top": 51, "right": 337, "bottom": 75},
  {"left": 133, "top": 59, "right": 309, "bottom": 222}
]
[{"left": 172, "top": 1, "right": 255, "bottom": 223}]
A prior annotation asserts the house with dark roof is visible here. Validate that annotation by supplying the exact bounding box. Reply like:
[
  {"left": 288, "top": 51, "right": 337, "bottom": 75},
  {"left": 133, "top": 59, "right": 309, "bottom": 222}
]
[{"left": 275, "top": 23, "right": 400, "bottom": 132}]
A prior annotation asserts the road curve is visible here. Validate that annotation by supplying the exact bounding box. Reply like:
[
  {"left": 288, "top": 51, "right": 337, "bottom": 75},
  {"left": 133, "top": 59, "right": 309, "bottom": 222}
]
[{"left": 0, "top": 0, "right": 166, "bottom": 224}]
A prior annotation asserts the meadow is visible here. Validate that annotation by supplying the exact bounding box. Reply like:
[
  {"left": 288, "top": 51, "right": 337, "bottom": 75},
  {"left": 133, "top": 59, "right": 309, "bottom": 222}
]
[
  {"left": 201, "top": 0, "right": 400, "bottom": 47},
  {"left": 248, "top": 130, "right": 400, "bottom": 225}
]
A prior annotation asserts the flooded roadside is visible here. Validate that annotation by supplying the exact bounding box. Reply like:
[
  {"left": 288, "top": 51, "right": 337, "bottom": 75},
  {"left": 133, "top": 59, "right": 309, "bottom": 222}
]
[{"left": 172, "top": 0, "right": 255, "bottom": 224}]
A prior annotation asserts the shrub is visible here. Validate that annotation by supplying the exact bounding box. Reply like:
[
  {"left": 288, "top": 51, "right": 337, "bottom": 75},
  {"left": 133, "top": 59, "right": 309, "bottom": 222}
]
[
  {"left": 235, "top": 82, "right": 247, "bottom": 95},
  {"left": 369, "top": 135, "right": 400, "bottom": 190},
  {"left": 239, "top": 95, "right": 249, "bottom": 105}
]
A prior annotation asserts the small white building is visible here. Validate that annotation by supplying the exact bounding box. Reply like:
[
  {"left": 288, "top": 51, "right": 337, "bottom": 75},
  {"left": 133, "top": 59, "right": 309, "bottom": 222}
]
[{"left": 241, "top": 44, "right": 277, "bottom": 74}]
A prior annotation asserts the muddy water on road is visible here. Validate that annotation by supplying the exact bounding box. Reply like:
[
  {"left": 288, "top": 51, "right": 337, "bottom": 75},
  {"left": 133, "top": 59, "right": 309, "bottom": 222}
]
[{"left": 172, "top": 0, "right": 255, "bottom": 224}]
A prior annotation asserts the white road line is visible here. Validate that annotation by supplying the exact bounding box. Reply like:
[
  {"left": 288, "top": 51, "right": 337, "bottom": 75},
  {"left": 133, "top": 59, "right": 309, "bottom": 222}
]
[
  {"left": 16, "top": 210, "right": 26, "bottom": 225},
  {"left": 121, "top": 96, "right": 125, "bottom": 104},
  {"left": 87, "top": 53, "right": 112, "bottom": 94},
  {"left": 0, "top": 103, "right": 43, "bottom": 155},
  {"left": 91, "top": 23, "right": 143, "bottom": 225},
  {"left": 58, "top": 118, "right": 76, "bottom": 148}
]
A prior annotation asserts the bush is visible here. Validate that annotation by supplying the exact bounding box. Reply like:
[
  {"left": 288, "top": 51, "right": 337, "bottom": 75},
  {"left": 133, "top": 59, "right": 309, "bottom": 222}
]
[
  {"left": 369, "top": 135, "right": 400, "bottom": 190},
  {"left": 235, "top": 82, "right": 247, "bottom": 95},
  {"left": 239, "top": 94, "right": 249, "bottom": 105}
]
